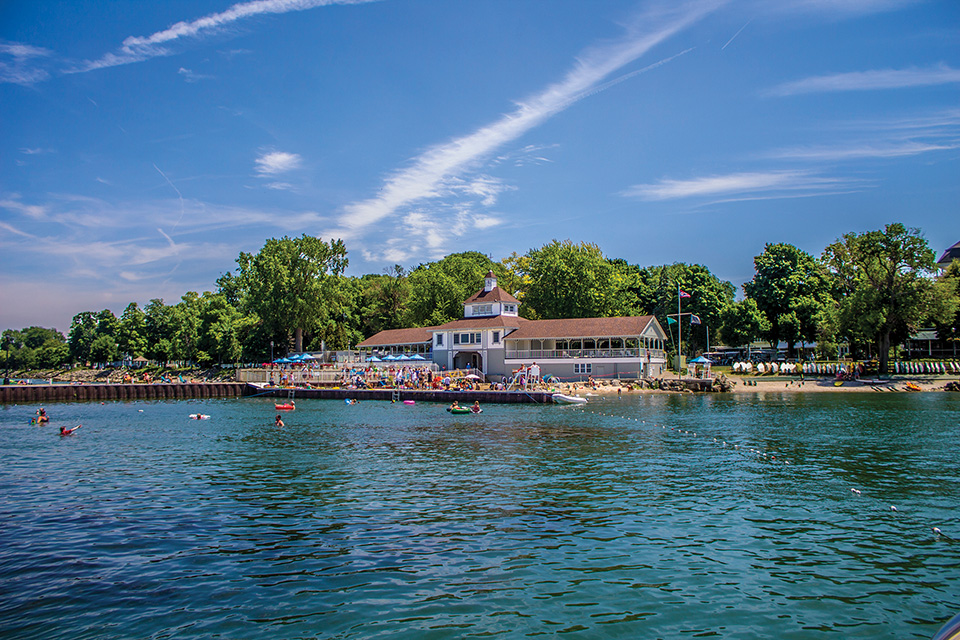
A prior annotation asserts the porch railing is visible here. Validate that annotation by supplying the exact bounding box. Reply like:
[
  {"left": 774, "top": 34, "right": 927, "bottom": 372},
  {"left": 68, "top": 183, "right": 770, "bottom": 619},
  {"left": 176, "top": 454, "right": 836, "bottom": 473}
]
[{"left": 503, "top": 348, "right": 665, "bottom": 360}]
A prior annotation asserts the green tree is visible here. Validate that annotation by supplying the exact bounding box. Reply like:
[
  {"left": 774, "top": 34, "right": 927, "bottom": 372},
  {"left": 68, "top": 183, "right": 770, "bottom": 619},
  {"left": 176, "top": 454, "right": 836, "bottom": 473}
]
[
  {"left": 89, "top": 334, "right": 118, "bottom": 365},
  {"left": 230, "top": 235, "right": 348, "bottom": 353},
  {"left": 198, "top": 293, "right": 244, "bottom": 365},
  {"left": 312, "top": 275, "right": 365, "bottom": 351},
  {"left": 68, "top": 312, "right": 98, "bottom": 364},
  {"left": 522, "top": 240, "right": 640, "bottom": 320},
  {"left": 37, "top": 340, "right": 70, "bottom": 368},
  {"left": 932, "top": 260, "right": 960, "bottom": 353},
  {"left": 144, "top": 299, "right": 175, "bottom": 365},
  {"left": 718, "top": 298, "right": 770, "bottom": 349},
  {"left": 743, "top": 243, "right": 832, "bottom": 356},
  {"left": 17, "top": 327, "right": 70, "bottom": 369},
  {"left": 635, "top": 263, "right": 735, "bottom": 356},
  {"left": 95, "top": 309, "right": 119, "bottom": 339},
  {"left": 497, "top": 252, "right": 531, "bottom": 312},
  {"left": 171, "top": 292, "right": 204, "bottom": 363},
  {"left": 407, "top": 251, "right": 499, "bottom": 326},
  {"left": 822, "top": 223, "right": 948, "bottom": 373},
  {"left": 118, "top": 303, "right": 148, "bottom": 358},
  {"left": 358, "top": 266, "right": 411, "bottom": 337}
]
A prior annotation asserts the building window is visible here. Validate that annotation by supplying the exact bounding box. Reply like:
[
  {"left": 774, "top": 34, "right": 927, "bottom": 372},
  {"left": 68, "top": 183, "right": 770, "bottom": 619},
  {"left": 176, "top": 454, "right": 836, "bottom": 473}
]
[
  {"left": 492, "top": 331, "right": 500, "bottom": 344},
  {"left": 436, "top": 334, "right": 444, "bottom": 346},
  {"left": 574, "top": 363, "right": 592, "bottom": 374},
  {"left": 503, "top": 304, "right": 516, "bottom": 313},
  {"left": 455, "top": 332, "right": 482, "bottom": 345},
  {"left": 473, "top": 304, "right": 493, "bottom": 316}
]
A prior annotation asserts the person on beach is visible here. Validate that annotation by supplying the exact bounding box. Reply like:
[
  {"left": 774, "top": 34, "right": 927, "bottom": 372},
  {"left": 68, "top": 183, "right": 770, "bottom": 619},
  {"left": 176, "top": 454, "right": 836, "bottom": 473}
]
[
  {"left": 60, "top": 425, "right": 81, "bottom": 436},
  {"left": 275, "top": 414, "right": 284, "bottom": 427}
]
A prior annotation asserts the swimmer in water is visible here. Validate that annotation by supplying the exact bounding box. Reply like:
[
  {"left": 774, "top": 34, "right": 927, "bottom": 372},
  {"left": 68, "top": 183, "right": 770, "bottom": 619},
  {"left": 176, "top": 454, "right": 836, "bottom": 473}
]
[
  {"left": 59, "top": 425, "right": 81, "bottom": 436},
  {"left": 275, "top": 414, "right": 284, "bottom": 427}
]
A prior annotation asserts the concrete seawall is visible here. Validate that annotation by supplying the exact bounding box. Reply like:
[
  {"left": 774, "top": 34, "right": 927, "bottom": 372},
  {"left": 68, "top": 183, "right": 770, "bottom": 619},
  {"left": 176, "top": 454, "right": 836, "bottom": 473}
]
[
  {"left": 0, "top": 383, "right": 247, "bottom": 404},
  {"left": 0, "top": 383, "right": 555, "bottom": 405},
  {"left": 249, "top": 387, "right": 555, "bottom": 404}
]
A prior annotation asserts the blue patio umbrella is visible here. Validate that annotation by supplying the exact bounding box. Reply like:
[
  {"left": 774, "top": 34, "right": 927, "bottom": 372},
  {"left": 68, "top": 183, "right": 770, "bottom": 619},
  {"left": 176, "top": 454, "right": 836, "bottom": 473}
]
[
  {"left": 367, "top": 356, "right": 382, "bottom": 362},
  {"left": 382, "top": 354, "right": 399, "bottom": 361},
  {"left": 689, "top": 356, "right": 713, "bottom": 364},
  {"left": 273, "top": 357, "right": 293, "bottom": 364},
  {"left": 408, "top": 354, "right": 426, "bottom": 360}
]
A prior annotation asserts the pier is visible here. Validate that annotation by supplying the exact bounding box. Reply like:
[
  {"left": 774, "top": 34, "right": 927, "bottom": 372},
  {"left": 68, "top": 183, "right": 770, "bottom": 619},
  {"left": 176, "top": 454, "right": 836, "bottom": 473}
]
[{"left": 0, "top": 383, "right": 555, "bottom": 405}]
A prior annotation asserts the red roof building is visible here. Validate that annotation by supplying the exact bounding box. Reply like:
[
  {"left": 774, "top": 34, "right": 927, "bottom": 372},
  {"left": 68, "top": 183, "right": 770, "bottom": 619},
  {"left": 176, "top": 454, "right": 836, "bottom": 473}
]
[{"left": 357, "top": 272, "right": 668, "bottom": 381}]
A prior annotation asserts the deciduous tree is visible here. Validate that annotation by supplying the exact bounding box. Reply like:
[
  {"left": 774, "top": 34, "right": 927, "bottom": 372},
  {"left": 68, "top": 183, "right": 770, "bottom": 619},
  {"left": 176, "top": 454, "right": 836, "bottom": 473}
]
[
  {"left": 822, "top": 223, "right": 947, "bottom": 373},
  {"left": 522, "top": 240, "right": 640, "bottom": 319},
  {"left": 407, "top": 251, "right": 499, "bottom": 326},
  {"left": 743, "top": 243, "right": 831, "bottom": 356},
  {"left": 230, "top": 235, "right": 348, "bottom": 353}
]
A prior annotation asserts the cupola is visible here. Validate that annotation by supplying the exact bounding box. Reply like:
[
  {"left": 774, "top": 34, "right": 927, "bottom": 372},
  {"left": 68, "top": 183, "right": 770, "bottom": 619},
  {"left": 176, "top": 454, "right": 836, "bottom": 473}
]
[{"left": 484, "top": 271, "right": 496, "bottom": 292}]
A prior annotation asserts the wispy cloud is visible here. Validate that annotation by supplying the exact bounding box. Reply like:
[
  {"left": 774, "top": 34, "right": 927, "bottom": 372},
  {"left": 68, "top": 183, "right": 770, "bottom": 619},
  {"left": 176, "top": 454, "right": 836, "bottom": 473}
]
[
  {"left": 771, "top": 141, "right": 959, "bottom": 161},
  {"left": 0, "top": 221, "right": 38, "bottom": 239},
  {"left": 327, "top": 0, "right": 722, "bottom": 242},
  {"left": 764, "top": 0, "right": 922, "bottom": 16},
  {"left": 623, "top": 170, "right": 854, "bottom": 200},
  {"left": 0, "top": 41, "right": 52, "bottom": 85},
  {"left": 0, "top": 197, "right": 48, "bottom": 219},
  {"left": 766, "top": 64, "right": 960, "bottom": 97},
  {"left": 70, "top": 0, "right": 378, "bottom": 73},
  {"left": 178, "top": 67, "right": 212, "bottom": 83},
  {"left": 769, "top": 107, "right": 960, "bottom": 161},
  {"left": 255, "top": 151, "right": 302, "bottom": 176}
]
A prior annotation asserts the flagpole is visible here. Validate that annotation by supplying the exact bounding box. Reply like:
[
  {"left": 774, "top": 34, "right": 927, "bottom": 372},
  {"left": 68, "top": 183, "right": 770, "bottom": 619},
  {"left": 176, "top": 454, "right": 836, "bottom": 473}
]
[{"left": 677, "top": 284, "right": 682, "bottom": 379}]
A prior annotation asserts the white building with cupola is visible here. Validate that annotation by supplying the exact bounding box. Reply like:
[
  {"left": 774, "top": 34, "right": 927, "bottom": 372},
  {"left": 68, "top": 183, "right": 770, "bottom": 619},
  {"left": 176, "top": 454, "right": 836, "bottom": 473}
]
[{"left": 357, "top": 271, "right": 668, "bottom": 382}]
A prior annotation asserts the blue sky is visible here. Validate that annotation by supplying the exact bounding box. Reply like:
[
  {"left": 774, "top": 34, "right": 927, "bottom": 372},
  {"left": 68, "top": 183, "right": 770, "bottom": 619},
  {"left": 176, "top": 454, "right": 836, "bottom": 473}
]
[{"left": 2, "top": 0, "right": 958, "bottom": 334}]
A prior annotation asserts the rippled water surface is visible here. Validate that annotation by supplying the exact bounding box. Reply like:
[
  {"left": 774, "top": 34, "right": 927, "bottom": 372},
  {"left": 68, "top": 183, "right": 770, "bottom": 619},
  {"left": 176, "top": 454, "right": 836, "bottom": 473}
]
[{"left": 2, "top": 392, "right": 959, "bottom": 639}]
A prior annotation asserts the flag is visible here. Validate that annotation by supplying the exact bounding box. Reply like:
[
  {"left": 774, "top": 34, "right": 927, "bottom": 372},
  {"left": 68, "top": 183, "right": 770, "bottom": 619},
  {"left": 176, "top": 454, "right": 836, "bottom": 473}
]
[
  {"left": 690, "top": 314, "right": 701, "bottom": 325},
  {"left": 679, "top": 290, "right": 691, "bottom": 298},
  {"left": 667, "top": 317, "right": 677, "bottom": 325}
]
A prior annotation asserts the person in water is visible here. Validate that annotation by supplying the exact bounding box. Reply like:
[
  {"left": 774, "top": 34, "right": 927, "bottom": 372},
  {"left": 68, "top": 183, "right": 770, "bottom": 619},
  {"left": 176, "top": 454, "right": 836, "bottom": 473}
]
[
  {"left": 471, "top": 401, "right": 481, "bottom": 413},
  {"left": 36, "top": 408, "right": 49, "bottom": 423},
  {"left": 275, "top": 414, "right": 284, "bottom": 427},
  {"left": 60, "top": 425, "right": 81, "bottom": 436},
  {"left": 449, "top": 401, "right": 460, "bottom": 411}
]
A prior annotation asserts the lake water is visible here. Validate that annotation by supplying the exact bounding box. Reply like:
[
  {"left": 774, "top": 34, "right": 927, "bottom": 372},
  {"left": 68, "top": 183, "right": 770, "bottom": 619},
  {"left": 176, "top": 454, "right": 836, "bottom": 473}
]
[{"left": 1, "top": 392, "right": 958, "bottom": 639}]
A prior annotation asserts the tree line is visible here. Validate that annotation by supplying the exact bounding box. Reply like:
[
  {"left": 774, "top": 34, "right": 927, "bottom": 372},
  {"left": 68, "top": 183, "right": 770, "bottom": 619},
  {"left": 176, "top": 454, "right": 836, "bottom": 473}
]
[{"left": 2, "top": 223, "right": 957, "bottom": 375}]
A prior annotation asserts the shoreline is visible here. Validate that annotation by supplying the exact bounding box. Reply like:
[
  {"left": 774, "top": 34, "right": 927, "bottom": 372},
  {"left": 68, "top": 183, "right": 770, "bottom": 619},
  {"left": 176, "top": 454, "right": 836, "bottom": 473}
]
[{"left": 549, "top": 375, "right": 959, "bottom": 395}]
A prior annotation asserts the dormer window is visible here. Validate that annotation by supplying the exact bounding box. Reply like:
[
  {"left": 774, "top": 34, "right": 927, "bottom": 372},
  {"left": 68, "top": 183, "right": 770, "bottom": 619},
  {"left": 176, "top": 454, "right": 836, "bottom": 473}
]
[
  {"left": 473, "top": 304, "right": 493, "bottom": 316},
  {"left": 503, "top": 304, "right": 516, "bottom": 314}
]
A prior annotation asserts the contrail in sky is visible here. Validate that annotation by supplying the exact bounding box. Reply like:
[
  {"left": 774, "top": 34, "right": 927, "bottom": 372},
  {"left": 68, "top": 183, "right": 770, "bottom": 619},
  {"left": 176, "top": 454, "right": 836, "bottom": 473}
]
[
  {"left": 722, "top": 19, "right": 751, "bottom": 50},
  {"left": 72, "top": 0, "right": 378, "bottom": 72},
  {"left": 329, "top": 0, "right": 725, "bottom": 238},
  {"left": 154, "top": 164, "right": 186, "bottom": 232}
]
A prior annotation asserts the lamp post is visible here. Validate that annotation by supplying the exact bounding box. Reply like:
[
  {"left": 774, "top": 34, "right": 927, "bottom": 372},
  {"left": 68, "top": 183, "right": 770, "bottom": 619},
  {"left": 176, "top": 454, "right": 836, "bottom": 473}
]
[{"left": 270, "top": 340, "right": 274, "bottom": 362}]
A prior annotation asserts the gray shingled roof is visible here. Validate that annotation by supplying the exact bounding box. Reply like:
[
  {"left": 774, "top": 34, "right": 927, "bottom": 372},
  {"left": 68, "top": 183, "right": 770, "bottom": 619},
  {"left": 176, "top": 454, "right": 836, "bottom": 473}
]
[
  {"left": 505, "top": 316, "right": 656, "bottom": 340},
  {"left": 937, "top": 240, "right": 960, "bottom": 267}
]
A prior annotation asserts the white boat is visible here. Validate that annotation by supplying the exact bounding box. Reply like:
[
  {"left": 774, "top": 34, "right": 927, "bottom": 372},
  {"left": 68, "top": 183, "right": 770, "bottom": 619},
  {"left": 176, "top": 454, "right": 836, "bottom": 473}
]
[{"left": 552, "top": 393, "right": 587, "bottom": 405}]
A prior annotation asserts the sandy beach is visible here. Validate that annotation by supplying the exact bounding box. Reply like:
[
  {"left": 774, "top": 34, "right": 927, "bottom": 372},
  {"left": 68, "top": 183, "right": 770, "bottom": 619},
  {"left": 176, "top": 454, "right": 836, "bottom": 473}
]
[{"left": 548, "top": 375, "right": 957, "bottom": 395}]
